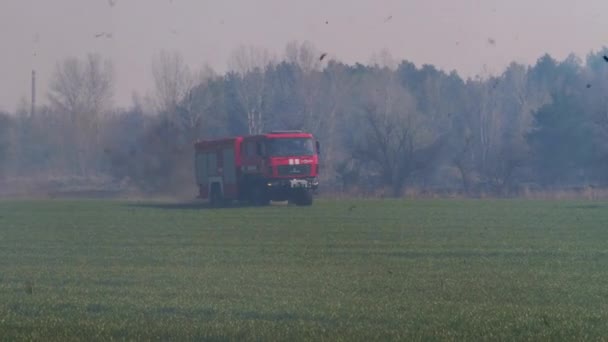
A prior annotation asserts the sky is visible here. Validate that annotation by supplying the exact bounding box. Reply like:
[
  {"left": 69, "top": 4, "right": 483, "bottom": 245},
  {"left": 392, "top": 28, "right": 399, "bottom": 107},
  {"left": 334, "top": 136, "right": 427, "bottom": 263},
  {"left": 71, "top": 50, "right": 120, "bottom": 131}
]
[{"left": 1, "top": 0, "right": 607, "bottom": 111}]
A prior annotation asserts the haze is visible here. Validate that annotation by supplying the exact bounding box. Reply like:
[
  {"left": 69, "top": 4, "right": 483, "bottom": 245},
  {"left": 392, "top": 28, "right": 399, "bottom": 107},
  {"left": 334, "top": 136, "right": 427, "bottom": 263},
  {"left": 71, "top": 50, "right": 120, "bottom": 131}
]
[{"left": 1, "top": 0, "right": 606, "bottom": 110}]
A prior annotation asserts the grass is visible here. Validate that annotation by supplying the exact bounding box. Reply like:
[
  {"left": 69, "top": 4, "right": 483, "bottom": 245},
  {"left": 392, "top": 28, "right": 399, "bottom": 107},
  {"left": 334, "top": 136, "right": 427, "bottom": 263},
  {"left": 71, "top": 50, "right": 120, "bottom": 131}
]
[{"left": 1, "top": 199, "right": 608, "bottom": 341}]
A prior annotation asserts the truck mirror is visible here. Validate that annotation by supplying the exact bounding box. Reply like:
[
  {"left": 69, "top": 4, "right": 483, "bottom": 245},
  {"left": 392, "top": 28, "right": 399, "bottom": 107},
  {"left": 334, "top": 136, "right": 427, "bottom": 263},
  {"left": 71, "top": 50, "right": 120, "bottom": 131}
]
[{"left": 316, "top": 141, "right": 321, "bottom": 155}]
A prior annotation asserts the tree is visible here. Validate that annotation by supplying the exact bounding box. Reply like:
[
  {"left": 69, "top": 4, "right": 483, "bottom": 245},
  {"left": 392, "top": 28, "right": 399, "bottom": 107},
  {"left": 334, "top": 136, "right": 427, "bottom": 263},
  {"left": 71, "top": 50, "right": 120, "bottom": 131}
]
[
  {"left": 285, "top": 40, "right": 321, "bottom": 74},
  {"left": 152, "top": 50, "right": 219, "bottom": 145},
  {"left": 316, "top": 61, "right": 356, "bottom": 183},
  {"left": 397, "top": 62, "right": 464, "bottom": 191},
  {"left": 0, "top": 111, "right": 13, "bottom": 179},
  {"left": 185, "top": 67, "right": 222, "bottom": 140},
  {"left": 228, "top": 45, "right": 273, "bottom": 134},
  {"left": 528, "top": 92, "right": 593, "bottom": 186},
  {"left": 351, "top": 64, "right": 436, "bottom": 197},
  {"left": 452, "top": 69, "right": 528, "bottom": 196},
  {"left": 49, "top": 54, "right": 114, "bottom": 120},
  {"left": 152, "top": 50, "right": 194, "bottom": 114},
  {"left": 470, "top": 65, "right": 528, "bottom": 195},
  {"left": 48, "top": 53, "right": 114, "bottom": 175},
  {"left": 262, "top": 41, "right": 327, "bottom": 133}
]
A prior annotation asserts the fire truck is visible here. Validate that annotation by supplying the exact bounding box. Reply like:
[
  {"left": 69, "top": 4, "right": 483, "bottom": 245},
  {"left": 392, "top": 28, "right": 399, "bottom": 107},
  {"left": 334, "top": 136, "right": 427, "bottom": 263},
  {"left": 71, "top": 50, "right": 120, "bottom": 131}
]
[{"left": 194, "top": 131, "right": 320, "bottom": 206}]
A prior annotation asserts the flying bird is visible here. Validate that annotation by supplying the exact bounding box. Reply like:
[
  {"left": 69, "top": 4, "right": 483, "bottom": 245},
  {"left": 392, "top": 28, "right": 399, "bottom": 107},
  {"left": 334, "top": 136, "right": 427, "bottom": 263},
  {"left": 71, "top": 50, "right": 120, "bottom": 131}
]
[
  {"left": 319, "top": 53, "right": 328, "bottom": 61},
  {"left": 603, "top": 55, "right": 608, "bottom": 62},
  {"left": 94, "top": 32, "right": 113, "bottom": 39},
  {"left": 587, "top": 84, "right": 592, "bottom": 89},
  {"left": 384, "top": 15, "right": 393, "bottom": 23},
  {"left": 487, "top": 38, "right": 496, "bottom": 46}
]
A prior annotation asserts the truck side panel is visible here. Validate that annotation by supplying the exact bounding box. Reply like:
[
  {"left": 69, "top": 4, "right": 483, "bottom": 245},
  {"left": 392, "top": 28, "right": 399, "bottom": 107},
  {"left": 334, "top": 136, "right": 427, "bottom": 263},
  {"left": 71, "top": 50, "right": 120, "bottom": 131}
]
[
  {"left": 195, "top": 152, "right": 208, "bottom": 198},
  {"left": 195, "top": 138, "right": 240, "bottom": 201},
  {"left": 222, "top": 147, "right": 238, "bottom": 199}
]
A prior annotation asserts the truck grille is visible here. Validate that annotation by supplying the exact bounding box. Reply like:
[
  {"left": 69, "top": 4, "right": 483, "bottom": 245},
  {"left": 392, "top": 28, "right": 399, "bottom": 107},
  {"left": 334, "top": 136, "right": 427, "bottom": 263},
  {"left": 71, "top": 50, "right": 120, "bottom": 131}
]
[{"left": 277, "top": 165, "right": 311, "bottom": 176}]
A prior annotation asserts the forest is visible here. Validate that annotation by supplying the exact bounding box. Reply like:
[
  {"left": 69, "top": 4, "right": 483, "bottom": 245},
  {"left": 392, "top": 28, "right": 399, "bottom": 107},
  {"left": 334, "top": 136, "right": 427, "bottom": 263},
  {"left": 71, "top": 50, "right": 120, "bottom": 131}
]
[{"left": 2, "top": 42, "right": 608, "bottom": 198}]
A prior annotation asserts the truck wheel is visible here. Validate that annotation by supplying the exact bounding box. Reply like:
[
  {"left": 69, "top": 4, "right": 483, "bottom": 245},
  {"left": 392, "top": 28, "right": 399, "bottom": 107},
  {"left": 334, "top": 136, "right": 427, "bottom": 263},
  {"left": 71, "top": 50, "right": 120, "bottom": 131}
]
[
  {"left": 209, "top": 184, "right": 222, "bottom": 207},
  {"left": 250, "top": 184, "right": 270, "bottom": 206},
  {"left": 292, "top": 189, "right": 313, "bottom": 206}
]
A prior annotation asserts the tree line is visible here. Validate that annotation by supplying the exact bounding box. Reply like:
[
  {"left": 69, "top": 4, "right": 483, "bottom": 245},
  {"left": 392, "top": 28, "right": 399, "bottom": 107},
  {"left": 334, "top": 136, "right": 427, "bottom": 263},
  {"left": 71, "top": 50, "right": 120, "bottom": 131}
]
[{"left": 1, "top": 42, "right": 608, "bottom": 197}]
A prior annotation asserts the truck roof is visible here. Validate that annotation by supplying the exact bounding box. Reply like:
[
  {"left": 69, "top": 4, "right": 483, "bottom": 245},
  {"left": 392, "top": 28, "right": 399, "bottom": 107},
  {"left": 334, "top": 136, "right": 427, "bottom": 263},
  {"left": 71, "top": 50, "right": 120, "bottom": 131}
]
[
  {"left": 194, "top": 131, "right": 314, "bottom": 151},
  {"left": 194, "top": 136, "right": 241, "bottom": 150},
  {"left": 245, "top": 132, "right": 313, "bottom": 139}
]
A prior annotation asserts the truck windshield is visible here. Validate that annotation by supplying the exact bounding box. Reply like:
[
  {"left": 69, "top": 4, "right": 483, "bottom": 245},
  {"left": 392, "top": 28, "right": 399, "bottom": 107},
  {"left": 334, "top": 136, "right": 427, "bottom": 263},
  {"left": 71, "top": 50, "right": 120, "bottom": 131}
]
[{"left": 266, "top": 138, "right": 315, "bottom": 156}]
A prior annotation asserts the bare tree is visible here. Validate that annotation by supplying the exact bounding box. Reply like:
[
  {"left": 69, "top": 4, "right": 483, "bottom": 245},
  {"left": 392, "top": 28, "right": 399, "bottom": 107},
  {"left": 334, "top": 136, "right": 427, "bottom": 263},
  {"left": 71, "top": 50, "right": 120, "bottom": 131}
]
[
  {"left": 151, "top": 50, "right": 193, "bottom": 114},
  {"left": 284, "top": 41, "right": 325, "bottom": 133},
  {"left": 228, "top": 45, "right": 273, "bottom": 134},
  {"left": 179, "top": 64, "right": 216, "bottom": 143},
  {"left": 48, "top": 53, "right": 114, "bottom": 175},
  {"left": 473, "top": 64, "right": 546, "bottom": 195},
  {"left": 151, "top": 51, "right": 219, "bottom": 144},
  {"left": 448, "top": 63, "right": 541, "bottom": 196},
  {"left": 353, "top": 65, "right": 437, "bottom": 197},
  {"left": 49, "top": 54, "right": 114, "bottom": 117},
  {"left": 369, "top": 48, "right": 398, "bottom": 71},
  {"left": 285, "top": 40, "right": 321, "bottom": 74},
  {"left": 488, "top": 64, "right": 538, "bottom": 194}
]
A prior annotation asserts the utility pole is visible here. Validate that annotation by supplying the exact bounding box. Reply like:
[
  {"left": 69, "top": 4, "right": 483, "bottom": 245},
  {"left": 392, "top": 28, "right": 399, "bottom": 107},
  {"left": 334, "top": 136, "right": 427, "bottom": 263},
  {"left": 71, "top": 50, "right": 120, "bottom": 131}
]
[{"left": 31, "top": 70, "right": 36, "bottom": 117}]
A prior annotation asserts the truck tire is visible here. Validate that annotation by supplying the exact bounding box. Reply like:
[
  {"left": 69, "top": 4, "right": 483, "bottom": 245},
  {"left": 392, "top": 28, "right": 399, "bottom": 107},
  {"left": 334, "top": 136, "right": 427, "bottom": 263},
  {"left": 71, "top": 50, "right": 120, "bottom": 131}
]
[
  {"left": 250, "top": 184, "right": 270, "bottom": 206},
  {"left": 292, "top": 189, "right": 313, "bottom": 206},
  {"left": 209, "top": 184, "right": 222, "bottom": 207}
]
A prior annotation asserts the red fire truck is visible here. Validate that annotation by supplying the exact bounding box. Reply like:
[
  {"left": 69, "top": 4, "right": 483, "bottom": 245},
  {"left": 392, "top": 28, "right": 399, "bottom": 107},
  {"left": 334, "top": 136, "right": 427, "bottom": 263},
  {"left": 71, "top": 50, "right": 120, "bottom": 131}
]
[{"left": 194, "top": 131, "right": 320, "bottom": 206}]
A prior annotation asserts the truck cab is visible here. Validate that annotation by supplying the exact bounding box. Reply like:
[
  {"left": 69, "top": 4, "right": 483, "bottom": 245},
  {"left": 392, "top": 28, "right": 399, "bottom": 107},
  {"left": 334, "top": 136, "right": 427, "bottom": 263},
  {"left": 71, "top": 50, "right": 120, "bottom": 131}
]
[{"left": 240, "top": 131, "right": 320, "bottom": 205}]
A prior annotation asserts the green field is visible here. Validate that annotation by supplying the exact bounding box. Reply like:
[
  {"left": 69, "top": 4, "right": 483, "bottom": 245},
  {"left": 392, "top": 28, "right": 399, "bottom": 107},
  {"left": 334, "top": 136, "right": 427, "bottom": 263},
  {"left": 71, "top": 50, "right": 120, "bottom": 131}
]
[{"left": 1, "top": 199, "right": 608, "bottom": 341}]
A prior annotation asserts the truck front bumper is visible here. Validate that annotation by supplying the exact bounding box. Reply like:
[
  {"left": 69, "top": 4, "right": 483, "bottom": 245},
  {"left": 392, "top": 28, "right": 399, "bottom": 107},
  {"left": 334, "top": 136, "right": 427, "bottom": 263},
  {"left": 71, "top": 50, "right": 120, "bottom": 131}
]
[{"left": 266, "top": 177, "right": 319, "bottom": 190}]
